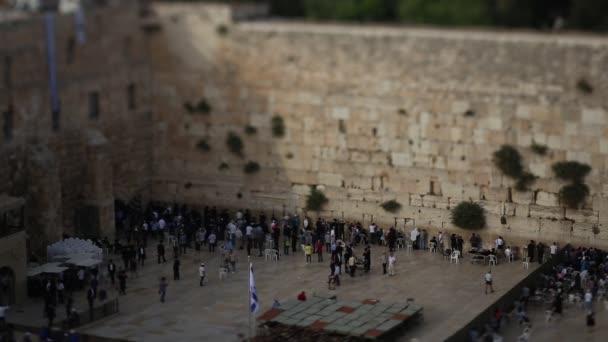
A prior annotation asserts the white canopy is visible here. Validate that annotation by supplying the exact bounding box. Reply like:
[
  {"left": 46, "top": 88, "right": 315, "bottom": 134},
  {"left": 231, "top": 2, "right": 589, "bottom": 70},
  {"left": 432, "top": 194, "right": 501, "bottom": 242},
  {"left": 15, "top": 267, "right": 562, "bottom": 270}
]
[
  {"left": 65, "top": 258, "right": 101, "bottom": 268},
  {"left": 46, "top": 237, "right": 103, "bottom": 261},
  {"left": 28, "top": 262, "right": 68, "bottom": 276}
]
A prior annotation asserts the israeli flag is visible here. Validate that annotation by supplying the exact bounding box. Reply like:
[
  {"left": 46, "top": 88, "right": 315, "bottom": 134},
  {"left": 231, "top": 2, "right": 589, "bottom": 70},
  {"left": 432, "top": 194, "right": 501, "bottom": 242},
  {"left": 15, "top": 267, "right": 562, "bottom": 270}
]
[{"left": 249, "top": 263, "right": 259, "bottom": 314}]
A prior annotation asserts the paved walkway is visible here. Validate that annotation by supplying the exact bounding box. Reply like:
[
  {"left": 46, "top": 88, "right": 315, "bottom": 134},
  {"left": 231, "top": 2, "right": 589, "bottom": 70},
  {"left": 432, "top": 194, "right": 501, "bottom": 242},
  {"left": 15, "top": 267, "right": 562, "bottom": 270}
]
[{"left": 7, "top": 245, "right": 538, "bottom": 341}]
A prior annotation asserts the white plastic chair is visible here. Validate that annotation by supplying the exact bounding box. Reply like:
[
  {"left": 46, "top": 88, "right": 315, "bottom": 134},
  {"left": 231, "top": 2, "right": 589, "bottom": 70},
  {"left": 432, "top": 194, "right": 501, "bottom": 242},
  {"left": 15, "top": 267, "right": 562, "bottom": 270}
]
[
  {"left": 219, "top": 267, "right": 228, "bottom": 280},
  {"left": 429, "top": 243, "right": 436, "bottom": 253},
  {"left": 489, "top": 255, "right": 497, "bottom": 266},
  {"left": 407, "top": 241, "right": 413, "bottom": 252},
  {"left": 450, "top": 250, "right": 460, "bottom": 263},
  {"left": 523, "top": 257, "right": 530, "bottom": 269}
]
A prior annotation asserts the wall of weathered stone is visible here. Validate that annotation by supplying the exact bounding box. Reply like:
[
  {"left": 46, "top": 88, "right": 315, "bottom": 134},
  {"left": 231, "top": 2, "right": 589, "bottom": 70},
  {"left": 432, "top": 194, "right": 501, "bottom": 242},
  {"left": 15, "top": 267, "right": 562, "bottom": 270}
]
[
  {"left": 0, "top": 2, "right": 154, "bottom": 247},
  {"left": 149, "top": 3, "right": 608, "bottom": 249}
]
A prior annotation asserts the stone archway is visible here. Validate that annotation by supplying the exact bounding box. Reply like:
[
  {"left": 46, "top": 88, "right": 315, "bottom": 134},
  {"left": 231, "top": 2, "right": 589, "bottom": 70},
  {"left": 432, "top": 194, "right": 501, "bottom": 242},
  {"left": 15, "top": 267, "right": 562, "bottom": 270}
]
[{"left": 0, "top": 267, "right": 15, "bottom": 305}]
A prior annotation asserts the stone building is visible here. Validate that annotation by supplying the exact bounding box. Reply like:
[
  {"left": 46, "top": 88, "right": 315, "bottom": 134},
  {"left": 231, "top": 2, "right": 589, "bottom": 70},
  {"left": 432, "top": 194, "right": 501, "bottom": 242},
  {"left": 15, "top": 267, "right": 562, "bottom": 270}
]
[{"left": 1, "top": 0, "right": 608, "bottom": 264}]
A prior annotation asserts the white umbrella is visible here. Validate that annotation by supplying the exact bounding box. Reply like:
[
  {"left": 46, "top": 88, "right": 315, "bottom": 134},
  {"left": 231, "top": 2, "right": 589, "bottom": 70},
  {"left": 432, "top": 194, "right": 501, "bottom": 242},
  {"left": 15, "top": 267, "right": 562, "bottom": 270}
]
[
  {"left": 27, "top": 266, "right": 43, "bottom": 277},
  {"left": 66, "top": 258, "right": 101, "bottom": 268},
  {"left": 40, "top": 262, "right": 68, "bottom": 274}
]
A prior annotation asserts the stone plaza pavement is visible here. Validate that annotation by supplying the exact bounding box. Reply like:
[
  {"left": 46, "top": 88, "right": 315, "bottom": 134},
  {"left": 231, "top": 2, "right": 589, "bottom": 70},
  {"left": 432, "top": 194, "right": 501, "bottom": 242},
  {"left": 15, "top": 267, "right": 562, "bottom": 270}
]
[{"left": 62, "top": 245, "right": 537, "bottom": 342}]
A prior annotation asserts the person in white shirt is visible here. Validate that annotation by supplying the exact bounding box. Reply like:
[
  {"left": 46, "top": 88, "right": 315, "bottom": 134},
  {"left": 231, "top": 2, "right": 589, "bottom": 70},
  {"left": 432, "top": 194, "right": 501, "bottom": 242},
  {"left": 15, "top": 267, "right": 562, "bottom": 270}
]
[
  {"left": 485, "top": 270, "right": 494, "bottom": 294},
  {"left": 550, "top": 243, "right": 558, "bottom": 257},
  {"left": 199, "top": 263, "right": 206, "bottom": 286},
  {"left": 505, "top": 246, "right": 513, "bottom": 260},
  {"left": 410, "top": 227, "right": 420, "bottom": 249},
  {"left": 495, "top": 236, "right": 505, "bottom": 250},
  {"left": 369, "top": 223, "right": 377, "bottom": 244},
  {"left": 584, "top": 289, "right": 593, "bottom": 313},
  {"left": 438, "top": 231, "right": 444, "bottom": 252},
  {"left": 388, "top": 253, "right": 396, "bottom": 276}
]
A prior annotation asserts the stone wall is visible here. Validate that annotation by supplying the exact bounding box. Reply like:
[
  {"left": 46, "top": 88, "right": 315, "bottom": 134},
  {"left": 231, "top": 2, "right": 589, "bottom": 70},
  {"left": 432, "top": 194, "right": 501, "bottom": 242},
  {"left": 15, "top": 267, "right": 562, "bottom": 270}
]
[
  {"left": 148, "top": 3, "right": 608, "bottom": 249},
  {"left": 0, "top": 2, "right": 153, "bottom": 247}
]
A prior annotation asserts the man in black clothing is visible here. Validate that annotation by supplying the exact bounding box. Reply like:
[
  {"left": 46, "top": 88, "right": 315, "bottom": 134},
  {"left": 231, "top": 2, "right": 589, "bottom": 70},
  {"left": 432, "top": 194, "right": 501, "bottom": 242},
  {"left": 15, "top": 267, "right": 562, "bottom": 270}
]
[
  {"left": 86, "top": 286, "right": 95, "bottom": 321},
  {"left": 173, "top": 259, "right": 180, "bottom": 280},
  {"left": 537, "top": 242, "right": 544, "bottom": 264},
  {"left": 527, "top": 240, "right": 536, "bottom": 262},
  {"left": 107, "top": 260, "right": 116, "bottom": 285},
  {"left": 157, "top": 241, "right": 166, "bottom": 263}
]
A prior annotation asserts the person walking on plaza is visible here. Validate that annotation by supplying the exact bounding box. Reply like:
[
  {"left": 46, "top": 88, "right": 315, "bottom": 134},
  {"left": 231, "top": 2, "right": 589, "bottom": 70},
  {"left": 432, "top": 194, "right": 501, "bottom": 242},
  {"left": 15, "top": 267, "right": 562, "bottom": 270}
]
[
  {"left": 208, "top": 231, "right": 217, "bottom": 252},
  {"left": 173, "top": 259, "right": 181, "bottom": 280},
  {"left": 381, "top": 251, "right": 388, "bottom": 275},
  {"left": 157, "top": 241, "right": 166, "bottom": 264},
  {"left": 107, "top": 260, "right": 116, "bottom": 285},
  {"left": 363, "top": 246, "right": 371, "bottom": 273},
  {"left": 86, "top": 286, "right": 95, "bottom": 321},
  {"left": 316, "top": 240, "right": 324, "bottom": 262},
  {"left": 527, "top": 240, "right": 536, "bottom": 262},
  {"left": 159, "top": 277, "right": 168, "bottom": 303},
  {"left": 138, "top": 244, "right": 146, "bottom": 266},
  {"left": 537, "top": 242, "right": 545, "bottom": 264},
  {"left": 410, "top": 227, "right": 419, "bottom": 249},
  {"left": 199, "top": 263, "right": 206, "bottom": 286},
  {"left": 348, "top": 255, "right": 356, "bottom": 277},
  {"left": 305, "top": 243, "right": 312, "bottom": 263},
  {"left": 485, "top": 270, "right": 495, "bottom": 294},
  {"left": 117, "top": 268, "right": 127, "bottom": 295},
  {"left": 388, "top": 253, "right": 396, "bottom": 276}
]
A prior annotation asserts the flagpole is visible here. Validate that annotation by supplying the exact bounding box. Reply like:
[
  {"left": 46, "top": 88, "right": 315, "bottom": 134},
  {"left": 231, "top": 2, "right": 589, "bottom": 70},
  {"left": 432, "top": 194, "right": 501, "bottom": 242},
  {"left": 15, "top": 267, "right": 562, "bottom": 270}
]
[{"left": 248, "top": 255, "right": 252, "bottom": 341}]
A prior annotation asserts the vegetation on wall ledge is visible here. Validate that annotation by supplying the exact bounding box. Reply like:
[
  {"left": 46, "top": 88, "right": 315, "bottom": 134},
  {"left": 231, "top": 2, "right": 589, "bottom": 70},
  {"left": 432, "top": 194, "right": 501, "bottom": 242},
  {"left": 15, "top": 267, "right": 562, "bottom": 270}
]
[
  {"left": 306, "top": 187, "right": 328, "bottom": 212},
  {"left": 514, "top": 172, "right": 537, "bottom": 192},
  {"left": 380, "top": 200, "right": 402, "bottom": 213},
  {"left": 493, "top": 145, "right": 523, "bottom": 179},
  {"left": 493, "top": 144, "right": 538, "bottom": 191},
  {"left": 272, "top": 115, "right": 285, "bottom": 138},
  {"left": 244, "top": 125, "right": 257, "bottom": 135},
  {"left": 216, "top": 24, "right": 229, "bottom": 35},
  {"left": 196, "top": 139, "right": 211, "bottom": 152},
  {"left": 559, "top": 182, "right": 589, "bottom": 209},
  {"left": 226, "top": 132, "right": 244, "bottom": 156},
  {"left": 184, "top": 98, "right": 211, "bottom": 115},
  {"left": 552, "top": 161, "right": 591, "bottom": 183},
  {"left": 243, "top": 161, "right": 260, "bottom": 174},
  {"left": 451, "top": 201, "right": 486, "bottom": 230},
  {"left": 577, "top": 78, "right": 593, "bottom": 94},
  {"left": 530, "top": 141, "right": 548, "bottom": 155},
  {"left": 218, "top": 162, "right": 229, "bottom": 171}
]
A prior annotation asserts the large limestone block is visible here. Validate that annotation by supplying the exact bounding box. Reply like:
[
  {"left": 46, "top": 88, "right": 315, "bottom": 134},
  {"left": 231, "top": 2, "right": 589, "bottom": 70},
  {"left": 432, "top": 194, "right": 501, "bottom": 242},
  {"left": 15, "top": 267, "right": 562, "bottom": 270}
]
[
  {"left": 536, "top": 191, "right": 559, "bottom": 207},
  {"left": 529, "top": 205, "right": 563, "bottom": 220},
  {"left": 565, "top": 208, "right": 598, "bottom": 224},
  {"left": 581, "top": 108, "right": 606, "bottom": 125},
  {"left": 318, "top": 172, "right": 343, "bottom": 188}
]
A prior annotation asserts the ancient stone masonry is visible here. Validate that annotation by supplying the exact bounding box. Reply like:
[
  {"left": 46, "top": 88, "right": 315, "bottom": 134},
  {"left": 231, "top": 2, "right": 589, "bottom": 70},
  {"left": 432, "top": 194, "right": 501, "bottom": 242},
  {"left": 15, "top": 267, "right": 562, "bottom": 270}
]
[
  {"left": 2, "top": 1, "right": 608, "bottom": 251},
  {"left": 0, "top": 2, "right": 153, "bottom": 249},
  {"left": 148, "top": 3, "right": 608, "bottom": 248}
]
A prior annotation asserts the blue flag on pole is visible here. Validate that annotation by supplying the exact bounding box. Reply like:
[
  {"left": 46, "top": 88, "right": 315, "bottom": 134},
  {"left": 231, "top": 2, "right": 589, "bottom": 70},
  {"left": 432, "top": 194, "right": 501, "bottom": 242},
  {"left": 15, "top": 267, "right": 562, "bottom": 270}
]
[
  {"left": 44, "top": 13, "right": 60, "bottom": 121},
  {"left": 249, "top": 263, "right": 259, "bottom": 314}
]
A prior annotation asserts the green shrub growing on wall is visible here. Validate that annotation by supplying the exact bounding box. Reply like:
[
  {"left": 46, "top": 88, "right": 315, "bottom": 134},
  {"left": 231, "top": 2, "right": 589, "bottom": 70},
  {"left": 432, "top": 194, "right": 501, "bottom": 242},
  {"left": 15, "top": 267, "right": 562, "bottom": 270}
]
[
  {"left": 196, "top": 139, "right": 210, "bottom": 152},
  {"left": 218, "top": 162, "right": 229, "bottom": 171},
  {"left": 380, "top": 200, "right": 402, "bottom": 213},
  {"left": 272, "top": 115, "right": 285, "bottom": 138},
  {"left": 552, "top": 161, "right": 591, "bottom": 183},
  {"left": 244, "top": 125, "right": 257, "bottom": 135},
  {"left": 306, "top": 187, "right": 328, "bottom": 212},
  {"left": 184, "top": 98, "right": 211, "bottom": 115},
  {"left": 226, "top": 132, "right": 244, "bottom": 156},
  {"left": 530, "top": 141, "right": 548, "bottom": 155},
  {"left": 451, "top": 201, "right": 486, "bottom": 230},
  {"left": 577, "top": 78, "right": 593, "bottom": 94},
  {"left": 559, "top": 182, "right": 589, "bottom": 209},
  {"left": 493, "top": 145, "right": 523, "bottom": 178},
  {"left": 515, "top": 172, "right": 537, "bottom": 192},
  {"left": 243, "top": 161, "right": 260, "bottom": 174}
]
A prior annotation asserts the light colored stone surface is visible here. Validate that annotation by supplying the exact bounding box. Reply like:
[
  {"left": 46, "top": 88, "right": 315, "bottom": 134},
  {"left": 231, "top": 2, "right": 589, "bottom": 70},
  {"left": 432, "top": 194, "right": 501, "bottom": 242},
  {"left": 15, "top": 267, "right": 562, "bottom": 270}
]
[
  {"left": 146, "top": 3, "right": 608, "bottom": 249},
  {"left": 34, "top": 245, "right": 540, "bottom": 342}
]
